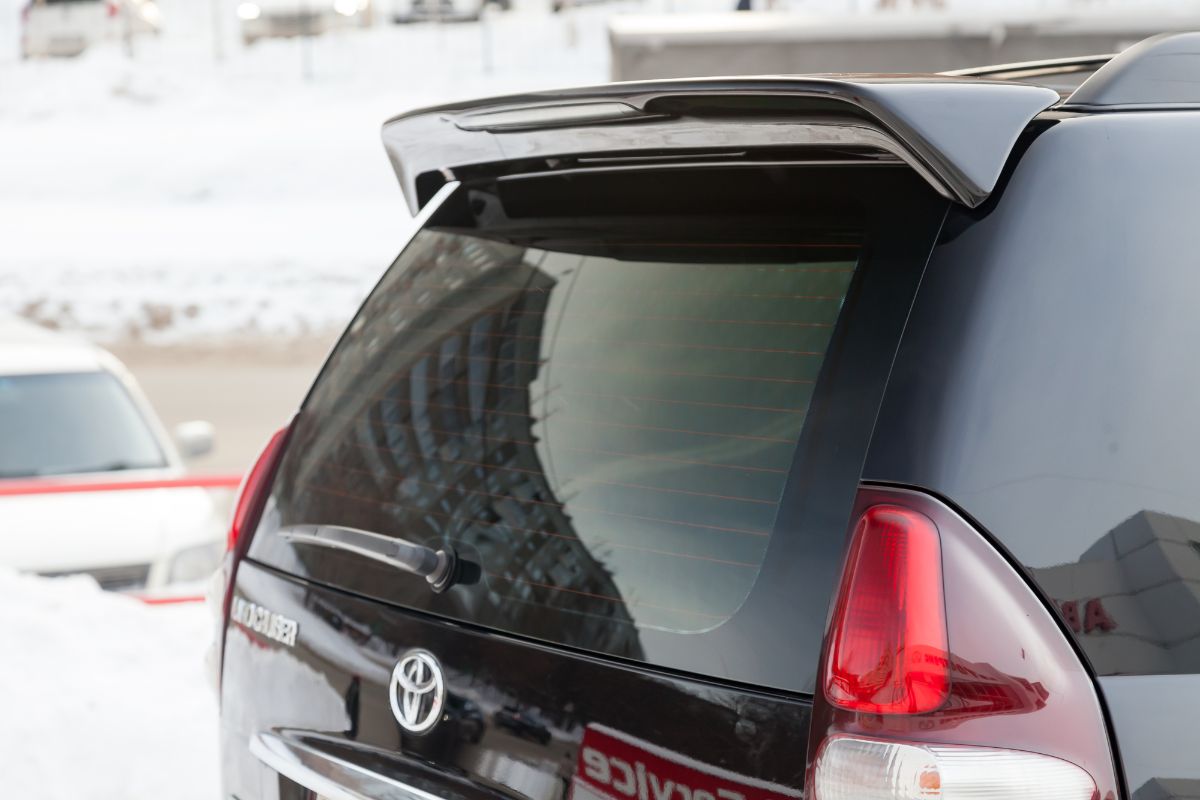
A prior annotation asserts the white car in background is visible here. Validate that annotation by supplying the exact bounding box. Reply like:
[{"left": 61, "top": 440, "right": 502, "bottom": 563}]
[
  {"left": 20, "top": 0, "right": 161, "bottom": 58},
  {"left": 237, "top": 0, "right": 371, "bottom": 45},
  {"left": 0, "top": 319, "right": 226, "bottom": 595}
]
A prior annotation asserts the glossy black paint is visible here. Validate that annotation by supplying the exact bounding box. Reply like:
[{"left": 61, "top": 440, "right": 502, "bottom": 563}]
[
  {"left": 865, "top": 110, "right": 1200, "bottom": 798},
  {"left": 221, "top": 560, "right": 814, "bottom": 800}
]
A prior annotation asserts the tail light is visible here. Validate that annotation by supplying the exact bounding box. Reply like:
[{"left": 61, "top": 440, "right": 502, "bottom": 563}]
[
  {"left": 226, "top": 423, "right": 291, "bottom": 554},
  {"left": 807, "top": 487, "right": 1120, "bottom": 800},
  {"left": 106, "top": 0, "right": 119, "bottom": 16},
  {"left": 206, "top": 420, "right": 293, "bottom": 691},
  {"left": 825, "top": 505, "right": 948, "bottom": 714}
]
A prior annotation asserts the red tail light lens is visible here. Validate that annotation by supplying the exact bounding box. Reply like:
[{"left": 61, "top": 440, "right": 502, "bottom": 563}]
[
  {"left": 808, "top": 487, "right": 1119, "bottom": 800},
  {"left": 227, "top": 424, "right": 291, "bottom": 553},
  {"left": 208, "top": 421, "right": 292, "bottom": 693},
  {"left": 826, "top": 505, "right": 948, "bottom": 714}
]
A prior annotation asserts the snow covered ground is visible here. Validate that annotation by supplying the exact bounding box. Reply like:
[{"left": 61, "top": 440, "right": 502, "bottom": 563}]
[
  {"left": 0, "top": 0, "right": 1154, "bottom": 343},
  {"left": 0, "top": 0, "right": 625, "bottom": 341},
  {"left": 0, "top": 569, "right": 217, "bottom": 799}
]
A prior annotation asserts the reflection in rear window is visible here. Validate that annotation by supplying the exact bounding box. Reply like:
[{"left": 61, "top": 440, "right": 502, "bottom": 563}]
[{"left": 283, "top": 227, "right": 859, "bottom": 642}]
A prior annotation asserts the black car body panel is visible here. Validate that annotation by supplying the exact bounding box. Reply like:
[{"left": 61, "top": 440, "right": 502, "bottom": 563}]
[
  {"left": 863, "top": 110, "right": 1200, "bottom": 679},
  {"left": 222, "top": 560, "right": 814, "bottom": 800},
  {"left": 862, "top": 110, "right": 1200, "bottom": 800}
]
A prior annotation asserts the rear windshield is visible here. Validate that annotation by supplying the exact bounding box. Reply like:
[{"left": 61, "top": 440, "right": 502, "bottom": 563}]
[
  {"left": 252, "top": 166, "right": 946, "bottom": 689},
  {"left": 303, "top": 233, "right": 851, "bottom": 634}
]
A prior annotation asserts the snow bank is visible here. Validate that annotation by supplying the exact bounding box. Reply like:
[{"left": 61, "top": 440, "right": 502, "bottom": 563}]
[
  {"left": 0, "top": 570, "right": 218, "bottom": 800},
  {"left": 0, "top": 0, "right": 620, "bottom": 343}
]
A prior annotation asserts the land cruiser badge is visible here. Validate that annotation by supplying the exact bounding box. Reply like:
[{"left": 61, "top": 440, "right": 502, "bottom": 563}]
[{"left": 231, "top": 597, "right": 299, "bottom": 648}]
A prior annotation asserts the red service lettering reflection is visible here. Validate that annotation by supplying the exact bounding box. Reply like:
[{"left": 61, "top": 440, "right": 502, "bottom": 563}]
[{"left": 572, "top": 724, "right": 800, "bottom": 800}]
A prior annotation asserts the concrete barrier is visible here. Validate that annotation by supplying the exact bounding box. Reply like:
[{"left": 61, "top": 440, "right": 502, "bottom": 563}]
[{"left": 608, "top": 8, "right": 1200, "bottom": 81}]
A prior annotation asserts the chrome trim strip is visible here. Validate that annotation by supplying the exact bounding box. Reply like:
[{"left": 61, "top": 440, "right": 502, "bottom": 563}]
[{"left": 250, "top": 730, "right": 450, "bottom": 800}]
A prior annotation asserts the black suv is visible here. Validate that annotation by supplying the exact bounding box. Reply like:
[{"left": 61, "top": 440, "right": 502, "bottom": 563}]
[{"left": 216, "top": 33, "right": 1200, "bottom": 800}]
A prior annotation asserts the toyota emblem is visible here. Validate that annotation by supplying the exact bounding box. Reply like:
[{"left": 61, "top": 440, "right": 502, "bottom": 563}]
[{"left": 389, "top": 649, "right": 445, "bottom": 734}]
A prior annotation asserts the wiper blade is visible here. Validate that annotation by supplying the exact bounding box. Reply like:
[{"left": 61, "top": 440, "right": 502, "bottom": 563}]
[{"left": 280, "top": 525, "right": 479, "bottom": 592}]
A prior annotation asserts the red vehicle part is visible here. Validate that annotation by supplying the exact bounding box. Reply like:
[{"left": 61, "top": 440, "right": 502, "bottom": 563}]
[{"left": 807, "top": 486, "right": 1121, "bottom": 800}]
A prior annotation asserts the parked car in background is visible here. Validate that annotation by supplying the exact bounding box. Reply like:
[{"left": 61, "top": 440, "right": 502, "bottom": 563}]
[
  {"left": 391, "top": 0, "right": 506, "bottom": 24},
  {"left": 216, "top": 32, "right": 1200, "bottom": 800},
  {"left": 20, "top": 0, "right": 160, "bottom": 58},
  {"left": 237, "top": 0, "right": 371, "bottom": 45},
  {"left": 0, "top": 318, "right": 226, "bottom": 595}
]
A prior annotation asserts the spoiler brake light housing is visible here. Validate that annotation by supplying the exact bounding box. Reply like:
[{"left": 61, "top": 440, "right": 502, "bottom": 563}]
[{"left": 381, "top": 76, "right": 1059, "bottom": 213}]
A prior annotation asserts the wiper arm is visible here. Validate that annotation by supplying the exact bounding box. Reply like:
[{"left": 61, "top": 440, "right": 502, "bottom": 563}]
[{"left": 279, "top": 525, "right": 479, "bottom": 592}]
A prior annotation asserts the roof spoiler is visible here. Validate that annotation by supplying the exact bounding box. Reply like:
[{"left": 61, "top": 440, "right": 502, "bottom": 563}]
[{"left": 381, "top": 76, "right": 1059, "bottom": 214}]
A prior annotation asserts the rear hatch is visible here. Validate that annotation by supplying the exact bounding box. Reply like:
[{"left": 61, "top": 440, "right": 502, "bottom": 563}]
[{"left": 220, "top": 76, "right": 1056, "bottom": 800}]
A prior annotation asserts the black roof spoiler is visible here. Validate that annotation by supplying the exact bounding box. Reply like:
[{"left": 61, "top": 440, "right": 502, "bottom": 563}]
[{"left": 381, "top": 76, "right": 1059, "bottom": 214}]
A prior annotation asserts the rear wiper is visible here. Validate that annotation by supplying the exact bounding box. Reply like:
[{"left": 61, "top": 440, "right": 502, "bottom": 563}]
[{"left": 279, "top": 525, "right": 479, "bottom": 592}]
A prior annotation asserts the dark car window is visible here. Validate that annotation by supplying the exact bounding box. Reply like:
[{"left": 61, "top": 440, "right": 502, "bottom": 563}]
[
  {"left": 0, "top": 371, "right": 167, "bottom": 478},
  {"left": 252, "top": 166, "right": 948, "bottom": 690}
]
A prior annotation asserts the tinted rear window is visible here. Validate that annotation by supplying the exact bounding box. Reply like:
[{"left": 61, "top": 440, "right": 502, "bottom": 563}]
[
  {"left": 300, "top": 233, "right": 853, "bottom": 634},
  {"left": 251, "top": 166, "right": 947, "bottom": 689}
]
